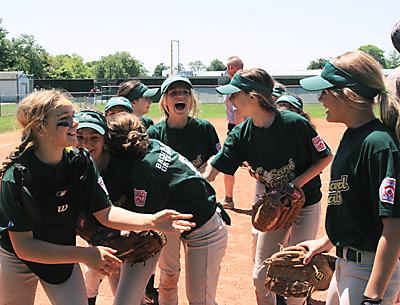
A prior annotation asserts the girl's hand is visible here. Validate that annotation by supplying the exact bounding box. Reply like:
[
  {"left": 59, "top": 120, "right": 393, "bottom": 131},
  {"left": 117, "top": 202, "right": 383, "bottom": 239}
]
[
  {"left": 297, "top": 236, "right": 333, "bottom": 264},
  {"left": 83, "top": 246, "right": 122, "bottom": 276},
  {"left": 152, "top": 210, "right": 196, "bottom": 233}
]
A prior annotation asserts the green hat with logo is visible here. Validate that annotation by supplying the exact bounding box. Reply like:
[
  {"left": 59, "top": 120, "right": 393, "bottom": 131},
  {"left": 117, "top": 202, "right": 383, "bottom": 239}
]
[
  {"left": 161, "top": 76, "right": 193, "bottom": 95},
  {"left": 276, "top": 95, "right": 303, "bottom": 111},
  {"left": 272, "top": 85, "right": 286, "bottom": 97},
  {"left": 215, "top": 73, "right": 272, "bottom": 97},
  {"left": 300, "top": 61, "right": 380, "bottom": 99},
  {"left": 104, "top": 97, "right": 133, "bottom": 113},
  {"left": 75, "top": 110, "right": 107, "bottom": 135},
  {"left": 127, "top": 83, "right": 159, "bottom": 101}
]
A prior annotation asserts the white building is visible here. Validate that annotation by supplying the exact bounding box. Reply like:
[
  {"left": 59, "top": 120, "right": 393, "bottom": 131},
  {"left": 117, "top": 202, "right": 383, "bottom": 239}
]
[{"left": 0, "top": 71, "right": 33, "bottom": 103}]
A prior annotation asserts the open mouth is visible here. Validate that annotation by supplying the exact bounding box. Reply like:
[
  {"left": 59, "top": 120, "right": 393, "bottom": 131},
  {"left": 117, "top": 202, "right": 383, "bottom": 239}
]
[
  {"left": 175, "top": 102, "right": 186, "bottom": 111},
  {"left": 67, "top": 131, "right": 76, "bottom": 137}
]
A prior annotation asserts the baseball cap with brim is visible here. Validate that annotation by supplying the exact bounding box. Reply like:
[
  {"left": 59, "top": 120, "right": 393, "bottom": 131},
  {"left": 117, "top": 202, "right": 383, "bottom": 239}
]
[
  {"left": 215, "top": 73, "right": 272, "bottom": 97},
  {"left": 128, "top": 83, "right": 159, "bottom": 100},
  {"left": 300, "top": 61, "right": 380, "bottom": 99},
  {"left": 276, "top": 95, "right": 303, "bottom": 111},
  {"left": 75, "top": 110, "right": 107, "bottom": 135},
  {"left": 272, "top": 86, "right": 286, "bottom": 97},
  {"left": 161, "top": 76, "right": 193, "bottom": 95},
  {"left": 105, "top": 97, "right": 133, "bottom": 113}
]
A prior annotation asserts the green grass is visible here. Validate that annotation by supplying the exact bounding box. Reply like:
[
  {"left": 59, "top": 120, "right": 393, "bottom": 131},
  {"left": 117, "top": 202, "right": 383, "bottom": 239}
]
[{"left": 0, "top": 103, "right": 330, "bottom": 134}]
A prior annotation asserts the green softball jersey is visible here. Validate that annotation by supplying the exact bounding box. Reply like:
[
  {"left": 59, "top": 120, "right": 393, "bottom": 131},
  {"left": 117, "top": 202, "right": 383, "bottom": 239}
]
[
  {"left": 121, "top": 139, "right": 216, "bottom": 231},
  {"left": 326, "top": 119, "right": 400, "bottom": 251},
  {"left": 0, "top": 147, "right": 110, "bottom": 284},
  {"left": 211, "top": 110, "right": 331, "bottom": 206},
  {"left": 140, "top": 116, "right": 154, "bottom": 130},
  {"left": 147, "top": 117, "right": 221, "bottom": 168}
]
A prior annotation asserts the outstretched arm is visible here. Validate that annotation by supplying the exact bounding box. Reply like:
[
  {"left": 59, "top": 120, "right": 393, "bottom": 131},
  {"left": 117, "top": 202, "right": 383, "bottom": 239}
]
[
  {"left": 202, "top": 164, "right": 221, "bottom": 182},
  {"left": 293, "top": 153, "right": 333, "bottom": 187},
  {"left": 94, "top": 206, "right": 196, "bottom": 233}
]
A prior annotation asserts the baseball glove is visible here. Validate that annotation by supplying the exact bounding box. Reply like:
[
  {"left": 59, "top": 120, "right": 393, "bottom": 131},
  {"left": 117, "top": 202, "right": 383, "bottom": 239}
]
[
  {"left": 76, "top": 212, "right": 167, "bottom": 265},
  {"left": 252, "top": 182, "right": 305, "bottom": 232},
  {"left": 391, "top": 21, "right": 400, "bottom": 53},
  {"left": 264, "top": 246, "right": 336, "bottom": 298}
]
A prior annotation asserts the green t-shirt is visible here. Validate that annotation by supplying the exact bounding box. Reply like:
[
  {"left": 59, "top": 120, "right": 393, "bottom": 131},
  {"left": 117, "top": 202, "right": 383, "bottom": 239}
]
[
  {"left": 121, "top": 139, "right": 216, "bottom": 230},
  {"left": 147, "top": 117, "right": 220, "bottom": 168},
  {"left": 140, "top": 116, "right": 154, "bottom": 130},
  {"left": 326, "top": 119, "right": 400, "bottom": 251},
  {"left": 0, "top": 147, "right": 110, "bottom": 283},
  {"left": 211, "top": 111, "right": 331, "bottom": 206}
]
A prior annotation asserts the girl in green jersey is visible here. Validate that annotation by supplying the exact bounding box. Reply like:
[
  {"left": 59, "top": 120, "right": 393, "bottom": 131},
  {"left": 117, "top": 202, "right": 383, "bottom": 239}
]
[
  {"left": 0, "top": 90, "right": 194, "bottom": 305},
  {"left": 204, "top": 68, "right": 332, "bottom": 305},
  {"left": 300, "top": 50, "right": 400, "bottom": 305}
]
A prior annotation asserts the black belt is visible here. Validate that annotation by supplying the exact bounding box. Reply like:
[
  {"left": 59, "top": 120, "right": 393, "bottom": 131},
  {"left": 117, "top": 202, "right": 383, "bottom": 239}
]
[{"left": 336, "top": 246, "right": 362, "bottom": 263}]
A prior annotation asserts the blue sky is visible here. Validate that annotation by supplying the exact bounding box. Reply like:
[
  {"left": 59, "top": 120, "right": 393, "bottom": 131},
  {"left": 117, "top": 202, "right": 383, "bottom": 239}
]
[{"left": 2, "top": 0, "right": 400, "bottom": 74}]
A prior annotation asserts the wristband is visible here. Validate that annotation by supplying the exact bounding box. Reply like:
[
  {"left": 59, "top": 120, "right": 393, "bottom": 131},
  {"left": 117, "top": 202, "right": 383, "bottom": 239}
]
[{"left": 360, "top": 296, "right": 382, "bottom": 305}]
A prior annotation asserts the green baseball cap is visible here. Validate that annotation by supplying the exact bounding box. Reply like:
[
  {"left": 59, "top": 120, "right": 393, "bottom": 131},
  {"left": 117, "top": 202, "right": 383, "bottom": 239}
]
[
  {"left": 104, "top": 97, "right": 133, "bottom": 113},
  {"left": 300, "top": 61, "right": 380, "bottom": 99},
  {"left": 161, "top": 76, "right": 193, "bottom": 95},
  {"left": 75, "top": 110, "right": 107, "bottom": 135},
  {"left": 276, "top": 95, "right": 303, "bottom": 111},
  {"left": 127, "top": 83, "right": 159, "bottom": 100},
  {"left": 215, "top": 73, "right": 272, "bottom": 97},
  {"left": 272, "top": 85, "right": 286, "bottom": 97}
]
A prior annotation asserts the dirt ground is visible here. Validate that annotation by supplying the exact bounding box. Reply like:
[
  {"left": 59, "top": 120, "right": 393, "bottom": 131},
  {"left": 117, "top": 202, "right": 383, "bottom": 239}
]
[{"left": 0, "top": 118, "right": 347, "bottom": 305}]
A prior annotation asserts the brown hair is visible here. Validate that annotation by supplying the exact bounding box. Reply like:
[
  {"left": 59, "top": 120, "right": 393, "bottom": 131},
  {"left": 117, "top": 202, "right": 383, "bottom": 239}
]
[
  {"left": 117, "top": 80, "right": 141, "bottom": 102},
  {"left": 0, "top": 90, "right": 72, "bottom": 180},
  {"left": 106, "top": 112, "right": 149, "bottom": 160},
  {"left": 331, "top": 50, "right": 400, "bottom": 141},
  {"left": 237, "top": 68, "right": 276, "bottom": 112}
]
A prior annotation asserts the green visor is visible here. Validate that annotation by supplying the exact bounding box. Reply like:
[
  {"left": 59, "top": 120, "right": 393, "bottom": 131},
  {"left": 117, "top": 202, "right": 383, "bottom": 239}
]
[
  {"left": 161, "top": 76, "right": 193, "bottom": 95},
  {"left": 300, "top": 61, "right": 380, "bottom": 99},
  {"left": 105, "top": 97, "right": 133, "bottom": 113},
  {"left": 272, "top": 86, "right": 285, "bottom": 97},
  {"left": 75, "top": 110, "right": 107, "bottom": 135},
  {"left": 128, "top": 83, "right": 159, "bottom": 100},
  {"left": 215, "top": 73, "right": 271, "bottom": 97},
  {"left": 276, "top": 95, "right": 303, "bottom": 111}
]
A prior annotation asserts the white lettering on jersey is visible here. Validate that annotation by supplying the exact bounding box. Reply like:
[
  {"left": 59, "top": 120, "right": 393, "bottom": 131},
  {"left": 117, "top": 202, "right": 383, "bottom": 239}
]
[
  {"left": 379, "top": 177, "right": 396, "bottom": 204},
  {"left": 98, "top": 176, "right": 109, "bottom": 195},
  {"left": 156, "top": 144, "right": 172, "bottom": 172},
  {"left": 57, "top": 204, "right": 69, "bottom": 213}
]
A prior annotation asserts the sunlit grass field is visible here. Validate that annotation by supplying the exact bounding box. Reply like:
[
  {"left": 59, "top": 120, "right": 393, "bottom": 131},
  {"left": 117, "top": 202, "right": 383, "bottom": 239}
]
[{"left": 0, "top": 102, "right": 328, "bottom": 134}]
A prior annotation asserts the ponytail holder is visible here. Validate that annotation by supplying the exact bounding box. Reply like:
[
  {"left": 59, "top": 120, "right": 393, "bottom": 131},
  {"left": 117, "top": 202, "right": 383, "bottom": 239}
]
[{"left": 380, "top": 87, "right": 389, "bottom": 95}]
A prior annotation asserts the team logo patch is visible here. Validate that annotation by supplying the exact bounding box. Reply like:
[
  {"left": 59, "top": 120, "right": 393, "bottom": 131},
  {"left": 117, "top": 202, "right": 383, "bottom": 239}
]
[
  {"left": 312, "top": 135, "right": 327, "bottom": 152},
  {"left": 379, "top": 177, "right": 396, "bottom": 204},
  {"left": 134, "top": 188, "right": 147, "bottom": 207},
  {"left": 216, "top": 142, "right": 222, "bottom": 152},
  {"left": 55, "top": 189, "right": 68, "bottom": 197}
]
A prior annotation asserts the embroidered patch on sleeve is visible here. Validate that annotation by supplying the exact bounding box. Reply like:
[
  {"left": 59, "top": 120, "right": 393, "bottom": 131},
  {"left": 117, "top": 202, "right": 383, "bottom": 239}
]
[
  {"left": 379, "top": 177, "right": 396, "bottom": 204},
  {"left": 312, "top": 135, "right": 327, "bottom": 152},
  {"left": 98, "top": 176, "right": 109, "bottom": 196},
  {"left": 134, "top": 188, "right": 147, "bottom": 207},
  {"left": 216, "top": 142, "right": 221, "bottom": 152}
]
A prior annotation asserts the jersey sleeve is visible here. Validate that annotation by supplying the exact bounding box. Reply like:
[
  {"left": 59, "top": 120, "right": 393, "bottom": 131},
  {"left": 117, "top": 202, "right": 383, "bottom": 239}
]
[
  {"left": 204, "top": 120, "right": 221, "bottom": 162},
  {"left": 0, "top": 172, "right": 33, "bottom": 232},
  {"left": 211, "top": 127, "right": 245, "bottom": 175},
  {"left": 146, "top": 124, "right": 159, "bottom": 140},
  {"left": 128, "top": 163, "right": 169, "bottom": 214},
  {"left": 85, "top": 158, "right": 111, "bottom": 213},
  {"left": 368, "top": 147, "right": 400, "bottom": 218},
  {"left": 299, "top": 119, "right": 331, "bottom": 161}
]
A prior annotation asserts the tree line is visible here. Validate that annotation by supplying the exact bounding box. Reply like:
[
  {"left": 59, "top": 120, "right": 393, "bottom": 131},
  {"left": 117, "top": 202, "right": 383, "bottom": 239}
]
[
  {"left": 307, "top": 44, "right": 400, "bottom": 70},
  {"left": 0, "top": 20, "right": 226, "bottom": 80}
]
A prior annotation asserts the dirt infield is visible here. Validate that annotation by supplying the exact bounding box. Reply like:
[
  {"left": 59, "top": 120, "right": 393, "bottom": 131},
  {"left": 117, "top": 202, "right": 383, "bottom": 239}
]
[{"left": 0, "top": 118, "right": 346, "bottom": 305}]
